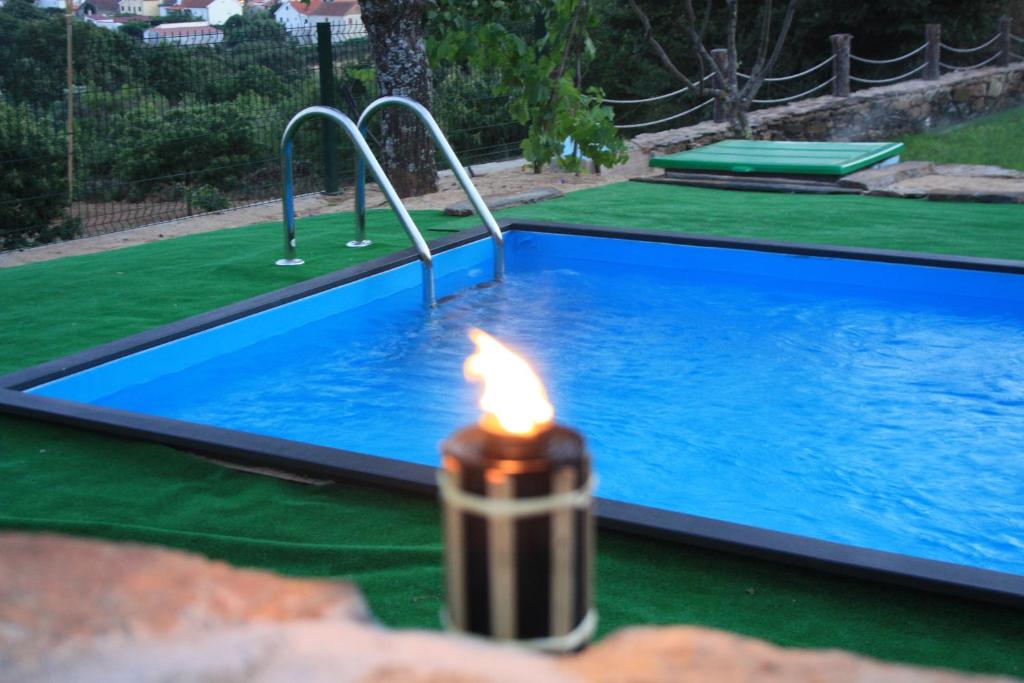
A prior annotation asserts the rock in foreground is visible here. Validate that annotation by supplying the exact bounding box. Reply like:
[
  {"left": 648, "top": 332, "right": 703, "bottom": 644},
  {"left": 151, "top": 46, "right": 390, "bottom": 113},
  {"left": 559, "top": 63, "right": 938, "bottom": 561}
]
[{"left": 0, "top": 533, "right": 1017, "bottom": 683}]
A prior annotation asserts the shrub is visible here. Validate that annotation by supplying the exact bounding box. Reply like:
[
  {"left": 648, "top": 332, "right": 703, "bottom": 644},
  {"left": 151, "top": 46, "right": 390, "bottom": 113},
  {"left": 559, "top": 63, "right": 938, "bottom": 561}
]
[
  {"left": 0, "top": 100, "right": 75, "bottom": 249},
  {"left": 190, "top": 184, "right": 230, "bottom": 212}
]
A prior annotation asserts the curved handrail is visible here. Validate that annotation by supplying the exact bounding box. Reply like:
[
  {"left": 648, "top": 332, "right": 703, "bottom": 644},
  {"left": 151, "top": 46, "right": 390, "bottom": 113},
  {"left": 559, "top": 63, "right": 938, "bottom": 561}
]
[
  {"left": 355, "top": 96, "right": 505, "bottom": 281},
  {"left": 278, "top": 105, "right": 435, "bottom": 307}
]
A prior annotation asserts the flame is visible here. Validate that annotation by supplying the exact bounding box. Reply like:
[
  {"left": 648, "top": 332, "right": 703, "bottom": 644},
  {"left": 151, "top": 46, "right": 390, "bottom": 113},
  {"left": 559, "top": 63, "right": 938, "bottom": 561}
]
[{"left": 464, "top": 329, "right": 554, "bottom": 437}]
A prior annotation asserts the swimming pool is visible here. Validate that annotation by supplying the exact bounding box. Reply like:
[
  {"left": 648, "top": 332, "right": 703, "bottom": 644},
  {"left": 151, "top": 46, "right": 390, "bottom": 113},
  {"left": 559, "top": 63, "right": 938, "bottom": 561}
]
[{"left": 2, "top": 221, "right": 1022, "bottom": 605}]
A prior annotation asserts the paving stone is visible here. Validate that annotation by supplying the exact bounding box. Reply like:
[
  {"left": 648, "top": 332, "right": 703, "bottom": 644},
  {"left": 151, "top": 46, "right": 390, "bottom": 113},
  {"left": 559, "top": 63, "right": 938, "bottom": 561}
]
[
  {"left": 931, "top": 164, "right": 1024, "bottom": 179},
  {"left": 838, "top": 161, "right": 935, "bottom": 190},
  {"left": 887, "top": 175, "right": 1024, "bottom": 203},
  {"left": 443, "top": 187, "right": 564, "bottom": 216}
]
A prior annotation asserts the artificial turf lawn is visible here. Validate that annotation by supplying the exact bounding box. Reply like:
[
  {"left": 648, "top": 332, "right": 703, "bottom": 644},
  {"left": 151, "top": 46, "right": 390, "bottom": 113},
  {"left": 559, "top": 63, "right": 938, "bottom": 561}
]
[
  {"left": 1, "top": 182, "right": 1022, "bottom": 675},
  {"left": 901, "top": 106, "right": 1024, "bottom": 171}
]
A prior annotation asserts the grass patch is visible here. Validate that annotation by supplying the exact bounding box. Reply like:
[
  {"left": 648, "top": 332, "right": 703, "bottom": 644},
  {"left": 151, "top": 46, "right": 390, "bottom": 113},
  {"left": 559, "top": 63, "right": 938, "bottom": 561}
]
[{"left": 901, "top": 106, "right": 1024, "bottom": 170}]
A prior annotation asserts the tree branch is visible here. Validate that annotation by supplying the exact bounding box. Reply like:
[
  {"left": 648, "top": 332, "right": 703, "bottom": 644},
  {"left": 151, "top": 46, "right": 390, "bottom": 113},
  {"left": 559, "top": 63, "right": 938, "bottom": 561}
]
[
  {"left": 724, "top": 0, "right": 738, "bottom": 91},
  {"left": 626, "top": 0, "right": 705, "bottom": 90},
  {"left": 698, "top": 0, "right": 712, "bottom": 43},
  {"left": 741, "top": 0, "right": 802, "bottom": 102},
  {"left": 679, "top": 0, "right": 727, "bottom": 86},
  {"left": 754, "top": 0, "right": 772, "bottom": 75},
  {"left": 549, "top": 0, "right": 588, "bottom": 86}
]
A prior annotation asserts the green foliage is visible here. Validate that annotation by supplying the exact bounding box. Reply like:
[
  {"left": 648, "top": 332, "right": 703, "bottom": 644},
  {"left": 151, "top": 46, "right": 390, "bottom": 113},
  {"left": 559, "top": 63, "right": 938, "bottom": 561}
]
[
  {"left": 110, "top": 94, "right": 275, "bottom": 190},
  {"left": 223, "top": 11, "right": 286, "bottom": 46},
  {"left": 344, "top": 65, "right": 378, "bottom": 98},
  {"left": 190, "top": 184, "right": 231, "bottom": 212},
  {"left": 117, "top": 21, "right": 150, "bottom": 40},
  {"left": 431, "top": 68, "right": 526, "bottom": 165},
  {"left": 430, "top": 0, "right": 628, "bottom": 172},
  {"left": 232, "top": 64, "right": 287, "bottom": 99},
  {"left": 0, "top": 100, "right": 76, "bottom": 249}
]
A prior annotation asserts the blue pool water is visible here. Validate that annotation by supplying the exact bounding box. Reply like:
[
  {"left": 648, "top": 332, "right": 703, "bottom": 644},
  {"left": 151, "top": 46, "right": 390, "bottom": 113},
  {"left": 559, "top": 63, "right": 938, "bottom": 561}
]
[{"left": 34, "top": 231, "right": 1024, "bottom": 575}]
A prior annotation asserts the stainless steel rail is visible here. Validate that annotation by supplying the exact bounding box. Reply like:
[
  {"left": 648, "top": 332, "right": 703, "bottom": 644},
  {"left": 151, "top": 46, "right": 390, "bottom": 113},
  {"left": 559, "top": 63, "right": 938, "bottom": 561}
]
[
  {"left": 355, "top": 96, "right": 505, "bottom": 281},
  {"left": 277, "top": 105, "right": 435, "bottom": 307}
]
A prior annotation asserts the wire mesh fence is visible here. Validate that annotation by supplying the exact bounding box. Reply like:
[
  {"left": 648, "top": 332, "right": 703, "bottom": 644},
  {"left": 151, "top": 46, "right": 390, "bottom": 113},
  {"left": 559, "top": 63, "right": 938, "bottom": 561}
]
[{"left": 0, "top": 18, "right": 525, "bottom": 252}]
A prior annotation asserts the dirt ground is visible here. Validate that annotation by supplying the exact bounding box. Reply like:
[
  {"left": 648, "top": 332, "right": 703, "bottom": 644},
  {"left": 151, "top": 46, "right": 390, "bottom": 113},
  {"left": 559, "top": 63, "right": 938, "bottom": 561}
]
[{"left": 0, "top": 155, "right": 655, "bottom": 268}]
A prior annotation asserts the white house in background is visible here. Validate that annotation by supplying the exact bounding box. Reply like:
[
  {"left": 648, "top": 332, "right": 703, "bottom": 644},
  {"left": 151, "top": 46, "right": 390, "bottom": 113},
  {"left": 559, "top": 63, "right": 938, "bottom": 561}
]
[
  {"left": 159, "top": 0, "right": 240, "bottom": 26},
  {"left": 245, "top": 0, "right": 275, "bottom": 12},
  {"left": 86, "top": 12, "right": 149, "bottom": 29},
  {"left": 273, "top": 0, "right": 362, "bottom": 42},
  {"left": 143, "top": 21, "right": 223, "bottom": 44},
  {"left": 76, "top": 0, "right": 119, "bottom": 15},
  {"left": 118, "top": 0, "right": 160, "bottom": 16}
]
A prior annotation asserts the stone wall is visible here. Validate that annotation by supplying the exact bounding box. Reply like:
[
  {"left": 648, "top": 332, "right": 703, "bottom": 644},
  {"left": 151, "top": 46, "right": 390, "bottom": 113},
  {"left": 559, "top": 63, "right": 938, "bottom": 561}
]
[{"left": 629, "top": 62, "right": 1024, "bottom": 156}]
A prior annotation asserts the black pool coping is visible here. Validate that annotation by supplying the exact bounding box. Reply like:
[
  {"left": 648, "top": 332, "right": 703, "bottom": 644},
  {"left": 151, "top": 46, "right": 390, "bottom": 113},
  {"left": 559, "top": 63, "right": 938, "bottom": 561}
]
[{"left": 2, "top": 220, "right": 1023, "bottom": 608}]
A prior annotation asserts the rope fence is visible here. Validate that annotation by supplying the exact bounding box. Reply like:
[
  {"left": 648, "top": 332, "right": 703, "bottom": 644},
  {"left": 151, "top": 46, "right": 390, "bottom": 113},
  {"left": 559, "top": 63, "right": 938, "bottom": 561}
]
[
  {"left": 751, "top": 77, "right": 834, "bottom": 104},
  {"left": 850, "top": 63, "right": 926, "bottom": 85},
  {"left": 737, "top": 55, "right": 834, "bottom": 83},
  {"left": 613, "top": 99, "right": 714, "bottom": 129},
  {"left": 940, "top": 34, "right": 1001, "bottom": 54},
  {"left": 850, "top": 44, "right": 926, "bottom": 65},
  {"left": 940, "top": 52, "right": 1004, "bottom": 71},
  {"left": 602, "top": 74, "right": 713, "bottom": 105},
  {"left": 604, "top": 17, "right": 1023, "bottom": 132}
]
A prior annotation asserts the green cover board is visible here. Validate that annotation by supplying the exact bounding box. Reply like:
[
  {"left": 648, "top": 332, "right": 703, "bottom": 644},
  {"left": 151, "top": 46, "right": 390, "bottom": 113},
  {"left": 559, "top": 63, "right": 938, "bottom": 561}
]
[{"left": 650, "top": 140, "right": 905, "bottom": 176}]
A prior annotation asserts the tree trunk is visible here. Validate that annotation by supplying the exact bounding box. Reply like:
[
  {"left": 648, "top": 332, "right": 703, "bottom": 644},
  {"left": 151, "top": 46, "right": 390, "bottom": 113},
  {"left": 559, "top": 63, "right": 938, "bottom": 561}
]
[{"left": 360, "top": 0, "right": 437, "bottom": 197}]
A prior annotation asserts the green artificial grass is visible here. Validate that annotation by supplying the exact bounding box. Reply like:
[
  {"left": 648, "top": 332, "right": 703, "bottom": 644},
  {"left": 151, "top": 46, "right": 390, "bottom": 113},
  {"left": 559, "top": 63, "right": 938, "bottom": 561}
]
[
  {"left": 1, "top": 183, "right": 1023, "bottom": 675},
  {"left": 901, "top": 106, "right": 1024, "bottom": 171}
]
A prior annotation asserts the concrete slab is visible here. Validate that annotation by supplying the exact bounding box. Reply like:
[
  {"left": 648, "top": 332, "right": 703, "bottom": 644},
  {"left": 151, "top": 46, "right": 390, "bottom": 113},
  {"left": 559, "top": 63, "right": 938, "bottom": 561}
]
[
  {"left": 838, "top": 161, "right": 934, "bottom": 191},
  {"left": 443, "top": 187, "right": 564, "bottom": 216}
]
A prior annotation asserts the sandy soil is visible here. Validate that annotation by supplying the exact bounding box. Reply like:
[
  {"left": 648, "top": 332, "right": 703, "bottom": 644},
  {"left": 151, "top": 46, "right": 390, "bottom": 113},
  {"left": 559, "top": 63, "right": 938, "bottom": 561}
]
[{"left": 0, "top": 154, "right": 655, "bottom": 268}]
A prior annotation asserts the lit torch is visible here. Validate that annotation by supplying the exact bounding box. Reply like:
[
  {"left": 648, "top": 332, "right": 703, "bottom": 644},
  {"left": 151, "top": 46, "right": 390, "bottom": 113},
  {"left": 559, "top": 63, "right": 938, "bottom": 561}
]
[{"left": 439, "top": 329, "right": 596, "bottom": 652}]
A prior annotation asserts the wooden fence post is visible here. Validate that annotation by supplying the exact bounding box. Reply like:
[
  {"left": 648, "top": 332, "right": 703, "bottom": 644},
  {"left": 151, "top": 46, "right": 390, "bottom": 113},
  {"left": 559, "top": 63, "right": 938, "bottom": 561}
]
[
  {"left": 711, "top": 48, "right": 728, "bottom": 123},
  {"left": 998, "top": 15, "right": 1012, "bottom": 67},
  {"left": 830, "top": 34, "right": 851, "bottom": 97},
  {"left": 925, "top": 23, "right": 941, "bottom": 80}
]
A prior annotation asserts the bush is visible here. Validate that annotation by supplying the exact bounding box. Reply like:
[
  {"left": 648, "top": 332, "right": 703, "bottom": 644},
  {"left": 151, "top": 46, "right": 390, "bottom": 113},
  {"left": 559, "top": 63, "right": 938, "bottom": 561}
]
[
  {"left": 109, "top": 94, "right": 275, "bottom": 191},
  {"left": 190, "top": 184, "right": 230, "bottom": 212},
  {"left": 0, "top": 100, "right": 75, "bottom": 249}
]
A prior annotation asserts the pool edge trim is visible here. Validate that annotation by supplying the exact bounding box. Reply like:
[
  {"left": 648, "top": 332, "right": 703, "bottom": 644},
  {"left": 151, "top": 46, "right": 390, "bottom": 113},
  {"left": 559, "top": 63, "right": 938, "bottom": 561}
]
[{"left": 2, "top": 220, "right": 1023, "bottom": 609}]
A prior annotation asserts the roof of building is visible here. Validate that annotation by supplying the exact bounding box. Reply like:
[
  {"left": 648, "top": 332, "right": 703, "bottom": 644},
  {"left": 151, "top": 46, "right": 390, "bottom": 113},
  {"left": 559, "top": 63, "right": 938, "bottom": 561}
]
[
  {"left": 163, "top": 0, "right": 216, "bottom": 8},
  {"left": 87, "top": 12, "right": 149, "bottom": 21},
  {"left": 87, "top": 0, "right": 120, "bottom": 12},
  {"left": 284, "top": 0, "right": 357, "bottom": 17},
  {"left": 310, "top": 0, "right": 357, "bottom": 17},
  {"left": 147, "top": 21, "right": 221, "bottom": 33}
]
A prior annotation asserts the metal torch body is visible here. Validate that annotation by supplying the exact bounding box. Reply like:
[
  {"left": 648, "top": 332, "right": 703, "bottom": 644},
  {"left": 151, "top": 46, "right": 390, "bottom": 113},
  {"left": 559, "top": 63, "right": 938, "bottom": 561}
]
[{"left": 439, "top": 424, "right": 595, "bottom": 653}]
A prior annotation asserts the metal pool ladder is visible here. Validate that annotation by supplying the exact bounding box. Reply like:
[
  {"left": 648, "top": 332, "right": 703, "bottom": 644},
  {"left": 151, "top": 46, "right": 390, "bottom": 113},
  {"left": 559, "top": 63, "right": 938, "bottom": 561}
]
[
  {"left": 277, "top": 105, "right": 435, "bottom": 306},
  {"left": 353, "top": 96, "right": 504, "bottom": 282}
]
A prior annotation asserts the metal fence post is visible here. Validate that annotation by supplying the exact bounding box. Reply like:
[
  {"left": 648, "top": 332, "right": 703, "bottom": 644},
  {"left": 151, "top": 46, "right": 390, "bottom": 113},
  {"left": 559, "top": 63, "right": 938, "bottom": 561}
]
[
  {"left": 316, "top": 22, "right": 340, "bottom": 195},
  {"left": 925, "top": 24, "right": 941, "bottom": 80},
  {"left": 711, "top": 48, "right": 728, "bottom": 123},
  {"left": 998, "top": 15, "right": 1012, "bottom": 67},
  {"left": 830, "top": 34, "right": 851, "bottom": 97}
]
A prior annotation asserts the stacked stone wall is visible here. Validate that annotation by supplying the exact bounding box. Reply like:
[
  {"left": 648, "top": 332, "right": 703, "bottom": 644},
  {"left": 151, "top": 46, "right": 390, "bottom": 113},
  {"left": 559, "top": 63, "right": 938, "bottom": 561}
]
[{"left": 630, "top": 63, "right": 1024, "bottom": 156}]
